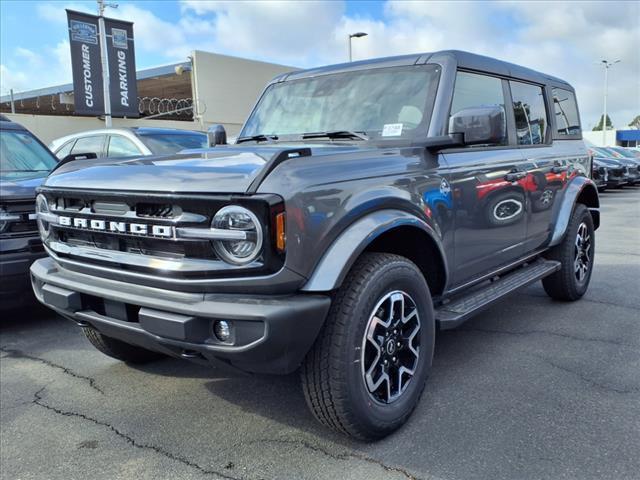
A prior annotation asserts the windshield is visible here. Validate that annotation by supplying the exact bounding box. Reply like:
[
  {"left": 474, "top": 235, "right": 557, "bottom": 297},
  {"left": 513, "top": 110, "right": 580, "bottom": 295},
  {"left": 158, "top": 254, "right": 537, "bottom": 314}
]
[
  {"left": 241, "top": 64, "right": 440, "bottom": 141},
  {"left": 605, "top": 147, "right": 636, "bottom": 159},
  {"left": 1, "top": 130, "right": 57, "bottom": 180},
  {"left": 138, "top": 132, "right": 208, "bottom": 155}
]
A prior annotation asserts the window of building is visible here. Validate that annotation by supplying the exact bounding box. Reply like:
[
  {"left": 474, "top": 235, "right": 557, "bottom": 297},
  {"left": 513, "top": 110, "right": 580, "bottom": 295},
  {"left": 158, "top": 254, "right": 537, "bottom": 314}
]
[
  {"left": 510, "top": 81, "right": 548, "bottom": 145},
  {"left": 107, "top": 135, "right": 142, "bottom": 157},
  {"left": 552, "top": 87, "right": 580, "bottom": 136}
]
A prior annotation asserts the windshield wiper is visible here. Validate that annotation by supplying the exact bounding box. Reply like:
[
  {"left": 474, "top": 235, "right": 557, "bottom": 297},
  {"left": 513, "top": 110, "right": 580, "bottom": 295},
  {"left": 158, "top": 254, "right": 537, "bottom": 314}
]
[
  {"left": 302, "top": 130, "right": 369, "bottom": 141},
  {"left": 2, "top": 169, "right": 50, "bottom": 172},
  {"left": 236, "top": 134, "right": 279, "bottom": 144}
]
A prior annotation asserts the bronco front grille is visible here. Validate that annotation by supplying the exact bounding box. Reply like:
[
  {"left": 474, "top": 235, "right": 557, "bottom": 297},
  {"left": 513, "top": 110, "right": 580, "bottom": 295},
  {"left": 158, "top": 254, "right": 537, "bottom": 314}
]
[{"left": 39, "top": 189, "right": 281, "bottom": 278}]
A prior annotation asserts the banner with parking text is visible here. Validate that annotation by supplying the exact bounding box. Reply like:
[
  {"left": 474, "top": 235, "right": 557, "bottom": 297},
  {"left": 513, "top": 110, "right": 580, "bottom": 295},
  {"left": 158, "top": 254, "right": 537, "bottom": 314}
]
[{"left": 104, "top": 17, "right": 138, "bottom": 117}]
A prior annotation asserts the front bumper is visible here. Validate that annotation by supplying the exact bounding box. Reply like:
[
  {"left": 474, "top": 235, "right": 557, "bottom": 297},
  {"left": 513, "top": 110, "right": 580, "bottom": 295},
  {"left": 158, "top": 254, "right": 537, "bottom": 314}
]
[
  {"left": 606, "top": 178, "right": 627, "bottom": 188},
  {"left": 1, "top": 249, "right": 46, "bottom": 309},
  {"left": 30, "top": 257, "right": 331, "bottom": 374}
]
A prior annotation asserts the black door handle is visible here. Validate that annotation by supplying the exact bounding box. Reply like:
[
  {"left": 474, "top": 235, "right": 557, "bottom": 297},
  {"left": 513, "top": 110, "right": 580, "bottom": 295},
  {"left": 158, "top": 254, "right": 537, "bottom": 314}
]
[{"left": 505, "top": 171, "right": 527, "bottom": 182}]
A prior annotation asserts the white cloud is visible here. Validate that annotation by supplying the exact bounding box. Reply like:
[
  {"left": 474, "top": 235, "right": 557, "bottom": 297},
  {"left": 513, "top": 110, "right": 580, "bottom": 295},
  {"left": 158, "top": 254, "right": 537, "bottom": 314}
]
[
  {"left": 5, "top": 0, "right": 639, "bottom": 128},
  {"left": 0, "top": 64, "right": 29, "bottom": 93},
  {"left": 109, "top": 4, "right": 191, "bottom": 58}
]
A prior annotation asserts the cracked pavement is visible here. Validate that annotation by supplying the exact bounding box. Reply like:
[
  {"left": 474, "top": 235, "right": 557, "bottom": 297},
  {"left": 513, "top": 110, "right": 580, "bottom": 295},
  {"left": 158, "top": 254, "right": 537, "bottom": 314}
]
[{"left": 1, "top": 189, "right": 639, "bottom": 480}]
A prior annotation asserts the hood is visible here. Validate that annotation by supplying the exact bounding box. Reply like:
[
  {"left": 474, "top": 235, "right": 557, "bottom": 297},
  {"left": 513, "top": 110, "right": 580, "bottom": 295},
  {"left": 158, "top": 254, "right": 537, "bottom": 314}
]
[
  {"left": 0, "top": 174, "right": 47, "bottom": 201},
  {"left": 593, "top": 157, "right": 623, "bottom": 167},
  {"left": 42, "top": 144, "right": 368, "bottom": 194}
]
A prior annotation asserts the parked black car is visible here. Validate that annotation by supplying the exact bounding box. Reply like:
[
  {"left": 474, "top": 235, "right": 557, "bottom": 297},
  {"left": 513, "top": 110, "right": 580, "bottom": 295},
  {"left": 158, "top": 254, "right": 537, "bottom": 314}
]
[
  {"left": 591, "top": 158, "right": 608, "bottom": 191},
  {"left": 592, "top": 157, "right": 627, "bottom": 189},
  {"left": 1, "top": 118, "right": 57, "bottom": 309},
  {"left": 31, "top": 51, "right": 599, "bottom": 439},
  {"left": 589, "top": 147, "right": 639, "bottom": 186}
]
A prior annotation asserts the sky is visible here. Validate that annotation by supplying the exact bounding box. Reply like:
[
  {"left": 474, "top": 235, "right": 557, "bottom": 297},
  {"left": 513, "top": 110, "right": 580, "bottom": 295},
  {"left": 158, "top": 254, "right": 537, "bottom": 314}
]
[{"left": 0, "top": 0, "right": 638, "bottom": 130}]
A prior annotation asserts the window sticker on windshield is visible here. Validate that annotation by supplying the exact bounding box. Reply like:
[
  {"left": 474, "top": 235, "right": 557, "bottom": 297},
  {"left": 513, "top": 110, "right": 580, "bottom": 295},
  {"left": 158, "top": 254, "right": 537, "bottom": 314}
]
[{"left": 382, "top": 123, "right": 403, "bottom": 137}]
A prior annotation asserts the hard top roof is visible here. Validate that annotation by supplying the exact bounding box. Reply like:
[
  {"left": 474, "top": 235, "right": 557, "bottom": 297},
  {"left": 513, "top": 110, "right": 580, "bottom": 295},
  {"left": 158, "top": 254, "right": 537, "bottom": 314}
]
[{"left": 281, "top": 50, "right": 573, "bottom": 90}]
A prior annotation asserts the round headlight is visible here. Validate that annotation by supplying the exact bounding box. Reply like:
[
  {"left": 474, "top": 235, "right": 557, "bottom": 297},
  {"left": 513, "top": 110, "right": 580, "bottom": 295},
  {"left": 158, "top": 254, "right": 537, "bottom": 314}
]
[
  {"left": 212, "top": 206, "right": 263, "bottom": 265},
  {"left": 35, "top": 194, "right": 51, "bottom": 241}
]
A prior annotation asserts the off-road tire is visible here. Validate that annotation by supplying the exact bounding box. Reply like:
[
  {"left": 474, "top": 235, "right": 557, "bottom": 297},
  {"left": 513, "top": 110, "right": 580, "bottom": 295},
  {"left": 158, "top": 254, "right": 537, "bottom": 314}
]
[
  {"left": 301, "top": 252, "right": 435, "bottom": 440},
  {"left": 83, "top": 328, "right": 164, "bottom": 364},
  {"left": 542, "top": 203, "right": 595, "bottom": 301}
]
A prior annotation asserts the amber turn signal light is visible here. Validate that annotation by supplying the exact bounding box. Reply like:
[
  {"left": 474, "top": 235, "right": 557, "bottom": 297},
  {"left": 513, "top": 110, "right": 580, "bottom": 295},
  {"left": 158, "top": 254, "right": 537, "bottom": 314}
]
[{"left": 275, "top": 212, "right": 286, "bottom": 252}]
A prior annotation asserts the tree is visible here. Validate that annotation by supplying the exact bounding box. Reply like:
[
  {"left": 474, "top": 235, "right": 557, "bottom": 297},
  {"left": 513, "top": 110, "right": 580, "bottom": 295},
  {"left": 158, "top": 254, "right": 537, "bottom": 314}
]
[
  {"left": 629, "top": 115, "right": 640, "bottom": 129},
  {"left": 593, "top": 114, "right": 613, "bottom": 131}
]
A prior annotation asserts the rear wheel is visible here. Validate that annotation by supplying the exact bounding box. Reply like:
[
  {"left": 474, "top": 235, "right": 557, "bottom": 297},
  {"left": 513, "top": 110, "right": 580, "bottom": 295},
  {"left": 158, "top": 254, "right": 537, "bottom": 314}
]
[
  {"left": 542, "top": 203, "right": 595, "bottom": 301},
  {"left": 301, "top": 252, "right": 435, "bottom": 440},
  {"left": 83, "top": 328, "right": 164, "bottom": 364}
]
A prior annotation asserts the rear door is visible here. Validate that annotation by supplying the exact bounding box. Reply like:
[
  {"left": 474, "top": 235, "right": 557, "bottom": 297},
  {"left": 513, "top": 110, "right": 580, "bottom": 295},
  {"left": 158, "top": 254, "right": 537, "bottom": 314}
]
[
  {"left": 443, "top": 71, "right": 528, "bottom": 286},
  {"left": 511, "top": 82, "right": 576, "bottom": 253}
]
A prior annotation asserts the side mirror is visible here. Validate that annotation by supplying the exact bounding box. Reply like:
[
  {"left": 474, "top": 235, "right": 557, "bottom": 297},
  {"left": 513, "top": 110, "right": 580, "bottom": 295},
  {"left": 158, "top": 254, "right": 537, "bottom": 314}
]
[
  {"left": 449, "top": 106, "right": 506, "bottom": 146},
  {"left": 207, "top": 124, "right": 227, "bottom": 147}
]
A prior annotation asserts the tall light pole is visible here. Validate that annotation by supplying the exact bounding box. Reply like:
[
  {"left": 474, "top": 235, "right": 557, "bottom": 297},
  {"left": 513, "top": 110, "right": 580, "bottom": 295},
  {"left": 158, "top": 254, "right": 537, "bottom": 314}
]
[
  {"left": 97, "top": 0, "right": 118, "bottom": 127},
  {"left": 348, "top": 32, "right": 368, "bottom": 62},
  {"left": 600, "top": 59, "right": 620, "bottom": 145}
]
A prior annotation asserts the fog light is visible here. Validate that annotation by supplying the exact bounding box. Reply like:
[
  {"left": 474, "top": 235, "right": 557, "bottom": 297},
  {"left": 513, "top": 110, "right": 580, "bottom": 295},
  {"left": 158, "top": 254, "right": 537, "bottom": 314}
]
[{"left": 213, "top": 320, "right": 231, "bottom": 342}]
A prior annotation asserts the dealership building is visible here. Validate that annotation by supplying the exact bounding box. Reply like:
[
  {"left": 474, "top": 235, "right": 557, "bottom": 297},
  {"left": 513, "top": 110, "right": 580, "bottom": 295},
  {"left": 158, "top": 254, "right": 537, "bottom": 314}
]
[
  {"left": 0, "top": 50, "right": 294, "bottom": 144},
  {"left": 582, "top": 128, "right": 640, "bottom": 148}
]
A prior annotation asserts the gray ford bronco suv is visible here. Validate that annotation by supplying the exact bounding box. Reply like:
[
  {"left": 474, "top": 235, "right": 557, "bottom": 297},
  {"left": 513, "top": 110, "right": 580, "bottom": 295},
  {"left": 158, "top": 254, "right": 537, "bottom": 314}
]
[{"left": 31, "top": 51, "right": 599, "bottom": 440}]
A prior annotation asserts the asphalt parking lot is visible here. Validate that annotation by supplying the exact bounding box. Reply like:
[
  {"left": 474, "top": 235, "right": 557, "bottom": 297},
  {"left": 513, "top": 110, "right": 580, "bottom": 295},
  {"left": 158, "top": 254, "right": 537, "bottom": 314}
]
[{"left": 1, "top": 188, "right": 639, "bottom": 480}]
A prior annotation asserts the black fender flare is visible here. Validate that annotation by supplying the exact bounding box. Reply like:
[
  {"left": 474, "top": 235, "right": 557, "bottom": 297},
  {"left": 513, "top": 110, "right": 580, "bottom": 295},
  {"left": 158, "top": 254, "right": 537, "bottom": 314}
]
[
  {"left": 301, "top": 209, "right": 449, "bottom": 292},
  {"left": 548, "top": 176, "right": 600, "bottom": 247}
]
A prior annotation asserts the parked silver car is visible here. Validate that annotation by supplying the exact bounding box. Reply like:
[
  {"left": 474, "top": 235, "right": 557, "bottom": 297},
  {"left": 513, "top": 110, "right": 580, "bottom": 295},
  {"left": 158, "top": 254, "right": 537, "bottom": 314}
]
[{"left": 49, "top": 127, "right": 208, "bottom": 159}]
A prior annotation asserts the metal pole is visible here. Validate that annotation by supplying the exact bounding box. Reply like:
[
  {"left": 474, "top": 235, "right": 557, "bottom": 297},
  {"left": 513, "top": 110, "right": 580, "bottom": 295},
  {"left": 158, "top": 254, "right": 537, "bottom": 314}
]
[
  {"left": 348, "top": 35, "right": 352, "bottom": 62},
  {"left": 10, "top": 89, "right": 15, "bottom": 114},
  {"left": 602, "top": 63, "right": 608, "bottom": 146},
  {"left": 98, "top": 0, "right": 112, "bottom": 127}
]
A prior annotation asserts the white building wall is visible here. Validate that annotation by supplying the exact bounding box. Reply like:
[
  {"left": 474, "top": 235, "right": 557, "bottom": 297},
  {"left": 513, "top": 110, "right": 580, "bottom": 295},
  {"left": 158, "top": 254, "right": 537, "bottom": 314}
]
[
  {"left": 191, "top": 51, "right": 295, "bottom": 135},
  {"left": 582, "top": 129, "right": 617, "bottom": 147}
]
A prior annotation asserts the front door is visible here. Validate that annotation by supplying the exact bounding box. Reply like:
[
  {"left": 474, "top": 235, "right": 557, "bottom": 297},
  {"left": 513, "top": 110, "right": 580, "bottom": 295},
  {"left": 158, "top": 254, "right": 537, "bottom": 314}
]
[
  {"left": 446, "top": 149, "right": 528, "bottom": 285},
  {"left": 443, "top": 71, "right": 527, "bottom": 286}
]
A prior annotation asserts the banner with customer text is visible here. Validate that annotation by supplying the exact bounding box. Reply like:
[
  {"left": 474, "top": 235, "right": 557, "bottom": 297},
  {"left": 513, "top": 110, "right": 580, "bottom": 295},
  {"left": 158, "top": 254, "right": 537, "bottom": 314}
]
[
  {"left": 104, "top": 17, "right": 138, "bottom": 117},
  {"left": 66, "top": 10, "right": 104, "bottom": 116}
]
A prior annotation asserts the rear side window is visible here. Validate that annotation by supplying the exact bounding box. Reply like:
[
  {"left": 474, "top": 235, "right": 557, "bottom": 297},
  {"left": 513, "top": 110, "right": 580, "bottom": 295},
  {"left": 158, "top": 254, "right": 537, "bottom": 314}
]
[
  {"left": 71, "top": 135, "right": 106, "bottom": 157},
  {"left": 107, "top": 135, "right": 142, "bottom": 157},
  {"left": 450, "top": 71, "right": 506, "bottom": 145},
  {"left": 552, "top": 88, "right": 581, "bottom": 136},
  {"left": 510, "top": 81, "right": 548, "bottom": 145},
  {"left": 55, "top": 140, "right": 74, "bottom": 159}
]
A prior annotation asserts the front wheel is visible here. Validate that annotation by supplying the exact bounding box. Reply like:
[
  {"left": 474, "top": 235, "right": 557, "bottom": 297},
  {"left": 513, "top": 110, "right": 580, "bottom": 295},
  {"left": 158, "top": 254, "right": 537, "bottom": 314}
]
[
  {"left": 301, "top": 253, "right": 435, "bottom": 440},
  {"left": 542, "top": 203, "right": 595, "bottom": 301}
]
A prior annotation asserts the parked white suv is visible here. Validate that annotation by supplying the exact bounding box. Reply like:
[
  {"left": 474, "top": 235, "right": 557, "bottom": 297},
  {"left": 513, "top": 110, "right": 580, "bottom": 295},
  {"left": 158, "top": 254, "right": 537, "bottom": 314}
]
[{"left": 50, "top": 127, "right": 207, "bottom": 159}]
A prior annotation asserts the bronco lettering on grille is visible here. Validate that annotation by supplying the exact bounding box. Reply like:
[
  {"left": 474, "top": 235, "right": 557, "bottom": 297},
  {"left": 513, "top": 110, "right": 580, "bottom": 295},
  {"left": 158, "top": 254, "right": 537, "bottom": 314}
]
[{"left": 58, "top": 216, "right": 173, "bottom": 238}]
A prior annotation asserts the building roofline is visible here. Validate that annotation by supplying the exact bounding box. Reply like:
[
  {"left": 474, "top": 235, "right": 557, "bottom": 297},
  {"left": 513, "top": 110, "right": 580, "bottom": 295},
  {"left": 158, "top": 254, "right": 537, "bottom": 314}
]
[{"left": 0, "top": 61, "right": 191, "bottom": 103}]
